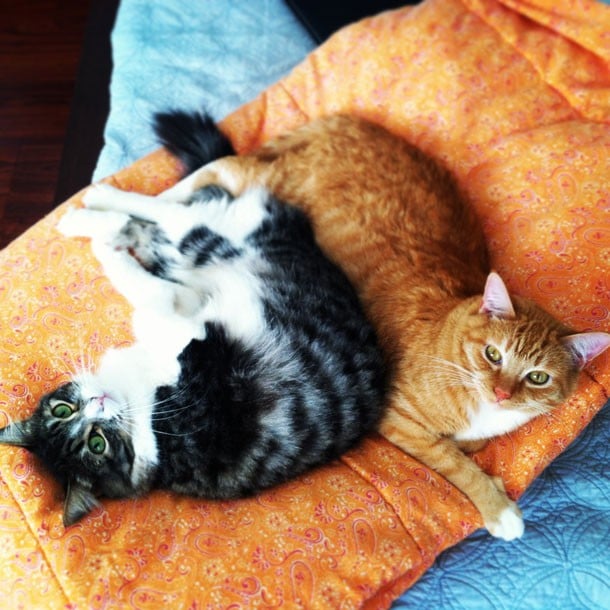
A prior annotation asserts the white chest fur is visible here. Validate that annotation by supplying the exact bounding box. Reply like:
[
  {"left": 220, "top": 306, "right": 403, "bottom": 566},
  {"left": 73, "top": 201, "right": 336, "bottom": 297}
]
[
  {"left": 93, "top": 339, "right": 185, "bottom": 487},
  {"left": 453, "top": 401, "right": 533, "bottom": 442}
]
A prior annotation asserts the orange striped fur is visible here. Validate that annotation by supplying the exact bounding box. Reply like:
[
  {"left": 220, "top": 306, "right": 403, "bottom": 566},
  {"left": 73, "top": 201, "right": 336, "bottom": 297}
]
[{"left": 173, "top": 115, "right": 609, "bottom": 539}]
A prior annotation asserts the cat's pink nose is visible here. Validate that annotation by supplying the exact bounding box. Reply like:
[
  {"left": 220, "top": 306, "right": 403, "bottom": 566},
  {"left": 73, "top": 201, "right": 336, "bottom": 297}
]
[{"left": 494, "top": 387, "right": 511, "bottom": 402}]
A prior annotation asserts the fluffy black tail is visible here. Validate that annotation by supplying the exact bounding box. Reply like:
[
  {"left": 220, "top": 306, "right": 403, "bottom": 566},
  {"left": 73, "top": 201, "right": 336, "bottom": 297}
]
[{"left": 153, "top": 110, "right": 235, "bottom": 175}]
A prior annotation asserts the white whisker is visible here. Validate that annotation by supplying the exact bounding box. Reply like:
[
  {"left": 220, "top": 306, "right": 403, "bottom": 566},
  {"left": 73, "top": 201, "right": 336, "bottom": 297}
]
[
  {"left": 121, "top": 387, "right": 192, "bottom": 418},
  {"left": 419, "top": 355, "right": 479, "bottom": 390},
  {"left": 149, "top": 427, "right": 201, "bottom": 437}
]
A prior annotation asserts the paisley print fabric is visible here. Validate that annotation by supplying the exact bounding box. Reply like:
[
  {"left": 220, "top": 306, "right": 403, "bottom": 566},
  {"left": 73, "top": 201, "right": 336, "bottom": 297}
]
[{"left": 1, "top": 0, "right": 610, "bottom": 607}]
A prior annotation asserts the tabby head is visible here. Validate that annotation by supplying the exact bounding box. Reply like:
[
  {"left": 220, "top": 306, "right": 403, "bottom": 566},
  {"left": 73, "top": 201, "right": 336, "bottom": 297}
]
[
  {"left": 458, "top": 272, "right": 610, "bottom": 419},
  {"left": 0, "top": 379, "right": 140, "bottom": 527}
]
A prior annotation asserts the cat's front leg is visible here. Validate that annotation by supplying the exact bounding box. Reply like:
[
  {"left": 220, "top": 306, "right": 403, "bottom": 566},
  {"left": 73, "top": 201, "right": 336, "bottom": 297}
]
[
  {"left": 92, "top": 242, "right": 204, "bottom": 346},
  {"left": 92, "top": 242, "right": 178, "bottom": 313},
  {"left": 91, "top": 233, "right": 203, "bottom": 322},
  {"left": 456, "top": 439, "right": 488, "bottom": 454},
  {"left": 380, "top": 414, "right": 524, "bottom": 541},
  {"left": 59, "top": 207, "right": 178, "bottom": 313}
]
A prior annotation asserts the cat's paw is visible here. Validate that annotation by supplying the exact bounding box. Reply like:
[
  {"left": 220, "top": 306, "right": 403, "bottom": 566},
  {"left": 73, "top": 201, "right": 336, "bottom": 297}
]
[
  {"left": 56, "top": 207, "right": 86, "bottom": 237},
  {"left": 57, "top": 207, "right": 129, "bottom": 242},
  {"left": 485, "top": 501, "right": 524, "bottom": 541},
  {"left": 82, "top": 183, "right": 123, "bottom": 210}
]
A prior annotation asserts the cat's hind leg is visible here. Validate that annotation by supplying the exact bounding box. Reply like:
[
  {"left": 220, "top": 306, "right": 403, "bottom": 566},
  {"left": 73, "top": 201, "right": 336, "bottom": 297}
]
[
  {"left": 82, "top": 183, "right": 181, "bottom": 227},
  {"left": 57, "top": 206, "right": 129, "bottom": 243},
  {"left": 83, "top": 183, "right": 241, "bottom": 246},
  {"left": 91, "top": 179, "right": 276, "bottom": 248},
  {"left": 158, "top": 157, "right": 254, "bottom": 201}
]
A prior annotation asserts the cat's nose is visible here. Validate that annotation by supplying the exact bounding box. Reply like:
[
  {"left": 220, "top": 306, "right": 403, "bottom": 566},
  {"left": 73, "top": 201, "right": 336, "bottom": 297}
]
[
  {"left": 494, "top": 387, "right": 511, "bottom": 402},
  {"left": 84, "top": 396, "right": 106, "bottom": 417},
  {"left": 87, "top": 395, "right": 106, "bottom": 411}
]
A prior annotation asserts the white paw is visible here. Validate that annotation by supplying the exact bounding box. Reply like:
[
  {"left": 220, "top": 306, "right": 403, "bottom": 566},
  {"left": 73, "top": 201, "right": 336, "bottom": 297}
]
[
  {"left": 82, "top": 183, "right": 122, "bottom": 209},
  {"left": 56, "top": 206, "right": 86, "bottom": 237},
  {"left": 56, "top": 207, "right": 129, "bottom": 241},
  {"left": 486, "top": 502, "right": 524, "bottom": 541}
]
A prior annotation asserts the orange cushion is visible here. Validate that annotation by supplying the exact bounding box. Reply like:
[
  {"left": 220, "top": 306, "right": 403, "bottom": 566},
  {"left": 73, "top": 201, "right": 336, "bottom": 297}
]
[{"left": 1, "top": 0, "right": 609, "bottom": 607}]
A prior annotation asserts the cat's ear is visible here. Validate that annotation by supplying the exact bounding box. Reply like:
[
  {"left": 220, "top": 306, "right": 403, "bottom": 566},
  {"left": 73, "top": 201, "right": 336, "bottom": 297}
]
[
  {"left": 479, "top": 272, "right": 516, "bottom": 319},
  {"left": 561, "top": 332, "right": 610, "bottom": 370},
  {"left": 0, "top": 418, "right": 35, "bottom": 448},
  {"left": 63, "top": 479, "right": 100, "bottom": 527}
]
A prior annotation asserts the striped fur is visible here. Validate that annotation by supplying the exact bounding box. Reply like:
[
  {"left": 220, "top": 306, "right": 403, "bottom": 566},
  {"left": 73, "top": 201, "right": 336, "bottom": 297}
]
[
  {"left": 0, "top": 178, "right": 386, "bottom": 526},
  {"left": 151, "top": 111, "right": 610, "bottom": 540}
]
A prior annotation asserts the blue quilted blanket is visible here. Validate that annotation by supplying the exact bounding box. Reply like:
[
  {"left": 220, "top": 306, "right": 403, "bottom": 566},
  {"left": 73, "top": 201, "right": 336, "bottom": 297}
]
[
  {"left": 397, "top": 400, "right": 610, "bottom": 610},
  {"left": 93, "top": 0, "right": 316, "bottom": 179},
  {"left": 95, "top": 1, "right": 610, "bottom": 608}
]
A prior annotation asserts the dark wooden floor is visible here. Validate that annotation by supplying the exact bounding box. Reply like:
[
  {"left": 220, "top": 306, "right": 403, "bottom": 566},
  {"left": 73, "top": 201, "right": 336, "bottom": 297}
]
[{"left": 0, "top": 0, "right": 90, "bottom": 249}]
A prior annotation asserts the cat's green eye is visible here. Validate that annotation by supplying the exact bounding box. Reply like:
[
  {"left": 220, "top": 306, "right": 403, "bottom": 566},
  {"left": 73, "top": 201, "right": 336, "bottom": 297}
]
[
  {"left": 51, "top": 402, "right": 75, "bottom": 419},
  {"left": 485, "top": 345, "right": 503, "bottom": 364},
  {"left": 88, "top": 433, "right": 107, "bottom": 455},
  {"left": 527, "top": 371, "right": 550, "bottom": 386}
]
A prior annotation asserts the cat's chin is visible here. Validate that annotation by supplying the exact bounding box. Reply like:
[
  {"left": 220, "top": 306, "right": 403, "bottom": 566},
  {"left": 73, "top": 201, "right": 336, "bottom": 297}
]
[{"left": 455, "top": 399, "right": 534, "bottom": 442}]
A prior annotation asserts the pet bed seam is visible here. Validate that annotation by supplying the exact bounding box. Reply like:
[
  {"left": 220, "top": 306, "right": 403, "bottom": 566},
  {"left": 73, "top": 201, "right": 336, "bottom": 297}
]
[{"left": 0, "top": 459, "right": 73, "bottom": 607}]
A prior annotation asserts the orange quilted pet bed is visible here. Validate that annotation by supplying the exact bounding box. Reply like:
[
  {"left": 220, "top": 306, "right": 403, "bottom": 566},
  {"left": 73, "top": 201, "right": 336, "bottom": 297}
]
[{"left": 1, "top": 0, "right": 610, "bottom": 607}]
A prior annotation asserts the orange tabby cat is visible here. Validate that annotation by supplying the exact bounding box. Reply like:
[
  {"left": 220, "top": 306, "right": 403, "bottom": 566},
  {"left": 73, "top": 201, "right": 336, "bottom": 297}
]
[{"left": 153, "top": 112, "right": 610, "bottom": 540}]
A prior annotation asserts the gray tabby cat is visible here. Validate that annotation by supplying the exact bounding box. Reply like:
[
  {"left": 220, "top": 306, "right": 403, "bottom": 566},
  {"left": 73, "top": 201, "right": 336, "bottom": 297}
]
[{"left": 0, "top": 174, "right": 386, "bottom": 526}]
